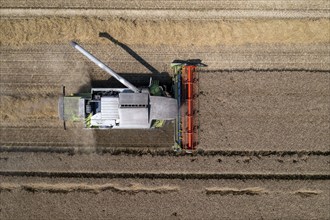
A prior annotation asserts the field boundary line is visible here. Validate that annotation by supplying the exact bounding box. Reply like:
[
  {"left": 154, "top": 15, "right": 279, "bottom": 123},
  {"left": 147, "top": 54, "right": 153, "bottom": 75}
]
[
  {"left": 0, "top": 146, "right": 329, "bottom": 156},
  {"left": 0, "top": 170, "right": 329, "bottom": 180}
]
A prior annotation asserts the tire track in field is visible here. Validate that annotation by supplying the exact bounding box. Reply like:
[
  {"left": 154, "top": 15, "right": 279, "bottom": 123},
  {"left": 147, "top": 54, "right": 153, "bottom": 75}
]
[
  {"left": 1, "top": 146, "right": 329, "bottom": 156},
  {"left": 0, "top": 151, "right": 328, "bottom": 175},
  {"left": 0, "top": 170, "right": 329, "bottom": 180}
]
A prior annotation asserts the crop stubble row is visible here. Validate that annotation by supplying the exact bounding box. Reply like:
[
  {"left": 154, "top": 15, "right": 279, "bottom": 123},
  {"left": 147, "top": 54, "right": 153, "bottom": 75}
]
[{"left": 0, "top": 175, "right": 329, "bottom": 219}]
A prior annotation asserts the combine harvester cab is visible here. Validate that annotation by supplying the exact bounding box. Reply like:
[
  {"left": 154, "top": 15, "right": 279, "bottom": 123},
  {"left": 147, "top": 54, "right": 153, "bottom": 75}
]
[
  {"left": 172, "top": 60, "right": 207, "bottom": 153},
  {"left": 58, "top": 41, "right": 177, "bottom": 130}
]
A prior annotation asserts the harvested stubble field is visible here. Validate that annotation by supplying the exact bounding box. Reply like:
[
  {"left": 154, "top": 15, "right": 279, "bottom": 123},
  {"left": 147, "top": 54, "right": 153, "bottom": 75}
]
[{"left": 0, "top": 1, "right": 330, "bottom": 219}]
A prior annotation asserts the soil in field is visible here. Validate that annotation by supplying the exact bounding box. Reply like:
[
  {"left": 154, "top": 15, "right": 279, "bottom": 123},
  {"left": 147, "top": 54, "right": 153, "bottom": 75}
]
[{"left": 198, "top": 71, "right": 330, "bottom": 151}]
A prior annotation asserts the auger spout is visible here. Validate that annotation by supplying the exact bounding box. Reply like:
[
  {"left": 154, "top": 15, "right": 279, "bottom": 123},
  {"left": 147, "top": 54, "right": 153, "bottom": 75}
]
[{"left": 70, "top": 41, "right": 140, "bottom": 93}]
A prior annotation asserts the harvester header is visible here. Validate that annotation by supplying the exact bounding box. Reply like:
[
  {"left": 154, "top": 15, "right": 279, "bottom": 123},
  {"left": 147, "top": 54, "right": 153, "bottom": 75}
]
[{"left": 172, "top": 60, "right": 207, "bottom": 152}]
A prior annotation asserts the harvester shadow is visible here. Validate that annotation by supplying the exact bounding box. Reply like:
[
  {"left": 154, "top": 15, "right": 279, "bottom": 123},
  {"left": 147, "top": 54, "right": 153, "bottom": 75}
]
[
  {"left": 92, "top": 124, "right": 175, "bottom": 151},
  {"left": 75, "top": 72, "right": 174, "bottom": 151},
  {"left": 99, "top": 32, "right": 160, "bottom": 74},
  {"left": 90, "top": 72, "right": 172, "bottom": 89}
]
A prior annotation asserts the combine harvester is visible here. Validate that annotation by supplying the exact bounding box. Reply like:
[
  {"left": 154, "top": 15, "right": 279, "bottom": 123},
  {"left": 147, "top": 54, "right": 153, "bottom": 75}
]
[{"left": 58, "top": 42, "right": 206, "bottom": 152}]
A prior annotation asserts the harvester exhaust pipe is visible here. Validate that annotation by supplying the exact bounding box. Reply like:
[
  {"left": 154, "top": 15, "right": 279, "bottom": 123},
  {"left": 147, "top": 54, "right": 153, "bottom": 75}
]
[{"left": 70, "top": 41, "right": 140, "bottom": 93}]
